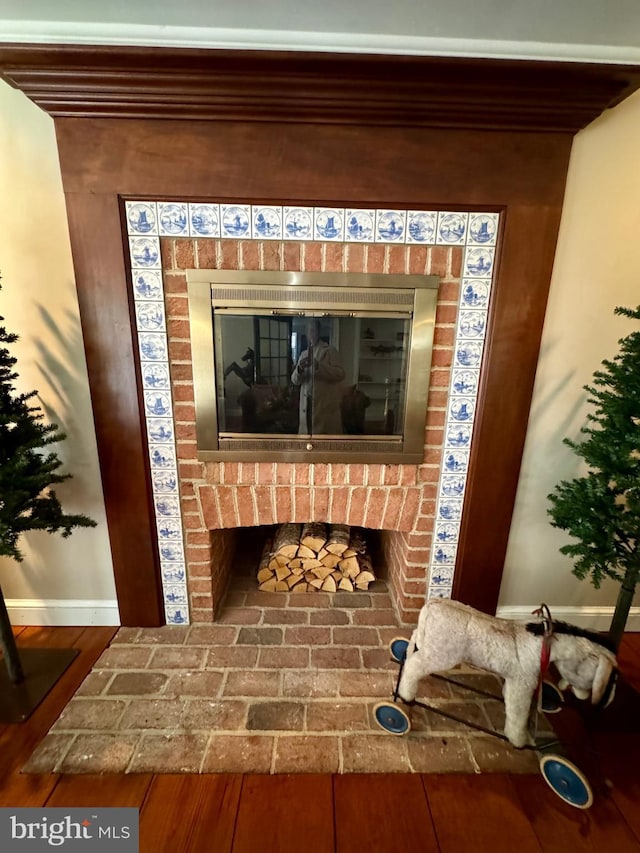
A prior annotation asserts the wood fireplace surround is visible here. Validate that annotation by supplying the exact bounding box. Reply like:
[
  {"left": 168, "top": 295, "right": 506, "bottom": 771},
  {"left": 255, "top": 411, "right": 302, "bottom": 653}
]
[{"left": 1, "top": 45, "right": 639, "bottom": 626}]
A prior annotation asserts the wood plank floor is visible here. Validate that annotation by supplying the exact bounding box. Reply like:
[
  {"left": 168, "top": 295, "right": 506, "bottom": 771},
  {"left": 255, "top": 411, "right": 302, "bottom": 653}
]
[{"left": 0, "top": 628, "right": 639, "bottom": 852}]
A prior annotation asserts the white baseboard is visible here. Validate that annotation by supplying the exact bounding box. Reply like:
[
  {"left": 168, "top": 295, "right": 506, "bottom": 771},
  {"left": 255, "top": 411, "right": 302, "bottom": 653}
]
[
  {"left": 5, "top": 599, "right": 121, "bottom": 626},
  {"left": 497, "top": 605, "right": 640, "bottom": 633}
]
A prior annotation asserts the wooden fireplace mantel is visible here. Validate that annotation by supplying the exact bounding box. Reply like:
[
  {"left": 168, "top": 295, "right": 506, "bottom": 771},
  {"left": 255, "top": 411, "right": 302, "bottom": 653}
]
[
  {"left": 1, "top": 45, "right": 640, "bottom": 131},
  {"left": 1, "top": 44, "right": 639, "bottom": 626}
]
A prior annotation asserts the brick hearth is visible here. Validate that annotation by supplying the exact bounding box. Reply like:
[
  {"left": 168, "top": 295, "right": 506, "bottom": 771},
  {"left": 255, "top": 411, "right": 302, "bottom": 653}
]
[{"left": 24, "top": 545, "right": 547, "bottom": 776}]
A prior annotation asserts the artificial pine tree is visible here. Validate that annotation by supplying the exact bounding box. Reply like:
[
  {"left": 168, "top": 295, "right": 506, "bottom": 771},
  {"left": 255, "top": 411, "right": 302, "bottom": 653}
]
[
  {"left": 0, "top": 283, "right": 95, "bottom": 717},
  {"left": 547, "top": 305, "right": 640, "bottom": 649}
]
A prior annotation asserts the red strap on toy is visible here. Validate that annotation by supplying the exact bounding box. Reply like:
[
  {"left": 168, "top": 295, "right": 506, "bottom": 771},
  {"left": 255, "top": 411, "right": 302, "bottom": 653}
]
[{"left": 531, "top": 603, "right": 554, "bottom": 694}]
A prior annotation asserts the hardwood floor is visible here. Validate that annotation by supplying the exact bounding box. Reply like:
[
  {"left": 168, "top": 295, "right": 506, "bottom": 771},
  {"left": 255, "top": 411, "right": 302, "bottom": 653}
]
[{"left": 0, "top": 627, "right": 639, "bottom": 852}]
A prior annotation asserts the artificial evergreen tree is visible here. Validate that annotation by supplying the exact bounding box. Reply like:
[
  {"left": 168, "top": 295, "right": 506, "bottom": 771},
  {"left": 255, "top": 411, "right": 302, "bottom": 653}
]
[
  {"left": 0, "top": 283, "right": 95, "bottom": 712},
  {"left": 547, "top": 305, "right": 640, "bottom": 649}
]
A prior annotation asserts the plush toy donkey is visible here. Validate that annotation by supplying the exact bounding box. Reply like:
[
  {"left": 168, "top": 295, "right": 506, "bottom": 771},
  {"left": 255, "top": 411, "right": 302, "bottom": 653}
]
[{"left": 397, "top": 599, "right": 617, "bottom": 748}]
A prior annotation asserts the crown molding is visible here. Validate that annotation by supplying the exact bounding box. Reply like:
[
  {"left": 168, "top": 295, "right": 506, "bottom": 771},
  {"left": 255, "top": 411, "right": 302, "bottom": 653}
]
[
  {"left": 2, "top": 22, "right": 640, "bottom": 66},
  {"left": 1, "top": 44, "right": 640, "bottom": 132}
]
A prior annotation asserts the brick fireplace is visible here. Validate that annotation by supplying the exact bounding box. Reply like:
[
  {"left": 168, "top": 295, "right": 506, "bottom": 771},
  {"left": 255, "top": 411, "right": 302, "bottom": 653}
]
[
  {"left": 3, "top": 46, "right": 637, "bottom": 626},
  {"left": 156, "top": 234, "right": 465, "bottom": 624}
]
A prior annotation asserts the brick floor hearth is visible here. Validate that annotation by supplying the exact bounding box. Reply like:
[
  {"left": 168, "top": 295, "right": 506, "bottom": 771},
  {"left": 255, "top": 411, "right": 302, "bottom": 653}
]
[{"left": 23, "top": 574, "right": 551, "bottom": 776}]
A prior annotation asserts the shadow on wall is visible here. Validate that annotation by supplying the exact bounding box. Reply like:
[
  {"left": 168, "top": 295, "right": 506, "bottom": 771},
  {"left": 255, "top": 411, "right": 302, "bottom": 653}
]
[{"left": 0, "top": 300, "right": 111, "bottom": 593}]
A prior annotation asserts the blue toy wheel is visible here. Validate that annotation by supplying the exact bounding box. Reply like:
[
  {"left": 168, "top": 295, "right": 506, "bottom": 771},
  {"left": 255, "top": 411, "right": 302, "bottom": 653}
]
[
  {"left": 373, "top": 701, "right": 411, "bottom": 736},
  {"left": 389, "top": 637, "right": 410, "bottom": 664},
  {"left": 539, "top": 755, "right": 593, "bottom": 809},
  {"left": 541, "top": 680, "right": 564, "bottom": 714}
]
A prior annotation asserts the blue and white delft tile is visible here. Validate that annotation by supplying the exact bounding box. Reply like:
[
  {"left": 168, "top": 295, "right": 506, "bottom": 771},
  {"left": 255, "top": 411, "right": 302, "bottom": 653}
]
[
  {"left": 164, "top": 585, "right": 188, "bottom": 606},
  {"left": 138, "top": 333, "right": 168, "bottom": 362},
  {"left": 468, "top": 213, "right": 499, "bottom": 246},
  {"left": 221, "top": 204, "right": 251, "bottom": 238},
  {"left": 159, "top": 542, "right": 184, "bottom": 562},
  {"left": 132, "top": 270, "right": 163, "bottom": 301},
  {"left": 145, "top": 392, "right": 172, "bottom": 418},
  {"left": 283, "top": 207, "right": 313, "bottom": 240},
  {"left": 464, "top": 246, "right": 494, "bottom": 277},
  {"left": 406, "top": 211, "right": 437, "bottom": 244},
  {"left": 165, "top": 605, "right": 189, "bottom": 625},
  {"left": 436, "top": 211, "right": 467, "bottom": 245},
  {"left": 445, "top": 423, "right": 472, "bottom": 448},
  {"left": 129, "top": 237, "right": 161, "bottom": 269},
  {"left": 454, "top": 340, "right": 483, "bottom": 368},
  {"left": 126, "top": 201, "right": 158, "bottom": 236},
  {"left": 315, "top": 208, "right": 344, "bottom": 241},
  {"left": 158, "top": 202, "right": 188, "bottom": 236},
  {"left": 375, "top": 209, "right": 406, "bottom": 243},
  {"left": 461, "top": 279, "right": 490, "bottom": 309},
  {"left": 154, "top": 495, "right": 181, "bottom": 517},
  {"left": 157, "top": 518, "right": 183, "bottom": 540},
  {"left": 428, "top": 585, "right": 452, "bottom": 600},
  {"left": 135, "top": 301, "right": 166, "bottom": 332},
  {"left": 435, "top": 522, "right": 459, "bottom": 543},
  {"left": 162, "top": 563, "right": 186, "bottom": 583},
  {"left": 458, "top": 311, "right": 486, "bottom": 339},
  {"left": 252, "top": 206, "right": 282, "bottom": 240},
  {"left": 345, "top": 209, "right": 375, "bottom": 242},
  {"left": 151, "top": 470, "right": 178, "bottom": 493},
  {"left": 450, "top": 397, "right": 475, "bottom": 423},
  {"left": 189, "top": 203, "right": 220, "bottom": 238},
  {"left": 438, "top": 499, "right": 463, "bottom": 522},
  {"left": 148, "top": 419, "right": 175, "bottom": 444},
  {"left": 431, "top": 557, "right": 456, "bottom": 577},
  {"left": 142, "top": 363, "right": 170, "bottom": 390},
  {"left": 443, "top": 449, "right": 469, "bottom": 474},
  {"left": 149, "top": 443, "right": 176, "bottom": 468},
  {"left": 451, "top": 370, "right": 478, "bottom": 396},
  {"left": 441, "top": 475, "right": 466, "bottom": 498}
]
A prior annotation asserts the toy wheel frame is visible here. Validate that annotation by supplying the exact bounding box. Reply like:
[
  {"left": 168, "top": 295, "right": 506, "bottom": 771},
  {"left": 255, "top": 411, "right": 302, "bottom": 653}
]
[
  {"left": 539, "top": 754, "right": 593, "bottom": 809},
  {"left": 373, "top": 701, "right": 411, "bottom": 736},
  {"left": 389, "top": 637, "right": 410, "bottom": 664}
]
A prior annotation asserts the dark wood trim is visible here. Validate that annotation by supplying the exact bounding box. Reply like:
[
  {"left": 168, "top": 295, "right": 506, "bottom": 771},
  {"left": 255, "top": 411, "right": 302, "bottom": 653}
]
[
  {"left": 47, "top": 110, "right": 575, "bottom": 622},
  {"left": 63, "top": 191, "right": 164, "bottom": 627},
  {"left": 1, "top": 44, "right": 640, "bottom": 131}
]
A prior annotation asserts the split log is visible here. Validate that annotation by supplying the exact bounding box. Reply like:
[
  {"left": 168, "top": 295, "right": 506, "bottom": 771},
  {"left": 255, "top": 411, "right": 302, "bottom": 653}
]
[
  {"left": 338, "top": 555, "right": 361, "bottom": 579},
  {"left": 300, "top": 522, "right": 328, "bottom": 553},
  {"left": 320, "top": 553, "right": 342, "bottom": 569},
  {"left": 273, "top": 523, "right": 303, "bottom": 558},
  {"left": 321, "top": 574, "right": 337, "bottom": 592},
  {"left": 325, "top": 524, "right": 351, "bottom": 555},
  {"left": 296, "top": 544, "right": 317, "bottom": 560},
  {"left": 355, "top": 571, "right": 376, "bottom": 590}
]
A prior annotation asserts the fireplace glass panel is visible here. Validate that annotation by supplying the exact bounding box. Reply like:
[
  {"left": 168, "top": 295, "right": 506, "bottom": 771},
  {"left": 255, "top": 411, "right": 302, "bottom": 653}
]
[
  {"left": 187, "top": 270, "right": 438, "bottom": 463},
  {"left": 215, "top": 313, "right": 411, "bottom": 437}
]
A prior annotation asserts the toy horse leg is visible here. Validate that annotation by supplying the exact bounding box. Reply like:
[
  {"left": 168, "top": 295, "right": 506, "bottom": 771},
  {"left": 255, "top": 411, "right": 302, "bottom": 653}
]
[{"left": 502, "top": 677, "right": 536, "bottom": 748}]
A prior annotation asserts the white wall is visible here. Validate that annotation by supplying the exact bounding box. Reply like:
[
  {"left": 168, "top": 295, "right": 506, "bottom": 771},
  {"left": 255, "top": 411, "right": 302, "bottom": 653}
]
[
  {"left": 499, "top": 87, "right": 640, "bottom": 629},
  {"left": 0, "top": 80, "right": 118, "bottom": 625}
]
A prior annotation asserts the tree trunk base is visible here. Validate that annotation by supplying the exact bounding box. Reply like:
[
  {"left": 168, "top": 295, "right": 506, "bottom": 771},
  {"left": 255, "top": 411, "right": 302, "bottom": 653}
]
[{"left": 0, "top": 647, "right": 79, "bottom": 722}]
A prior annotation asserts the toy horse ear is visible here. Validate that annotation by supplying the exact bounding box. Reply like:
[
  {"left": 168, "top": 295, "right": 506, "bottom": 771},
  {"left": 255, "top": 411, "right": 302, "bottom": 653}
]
[{"left": 591, "top": 655, "right": 615, "bottom": 705}]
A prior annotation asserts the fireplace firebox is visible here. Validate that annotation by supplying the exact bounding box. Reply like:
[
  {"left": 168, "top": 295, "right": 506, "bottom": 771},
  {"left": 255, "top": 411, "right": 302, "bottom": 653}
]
[{"left": 187, "top": 270, "right": 439, "bottom": 463}]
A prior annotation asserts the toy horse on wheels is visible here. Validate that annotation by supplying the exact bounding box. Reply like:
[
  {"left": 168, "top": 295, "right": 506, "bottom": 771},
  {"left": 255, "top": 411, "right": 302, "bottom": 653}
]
[{"left": 374, "top": 599, "right": 618, "bottom": 809}]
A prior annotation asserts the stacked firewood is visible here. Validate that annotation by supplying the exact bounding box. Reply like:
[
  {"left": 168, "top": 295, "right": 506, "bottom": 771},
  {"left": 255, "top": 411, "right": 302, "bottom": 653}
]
[{"left": 257, "top": 523, "right": 376, "bottom": 593}]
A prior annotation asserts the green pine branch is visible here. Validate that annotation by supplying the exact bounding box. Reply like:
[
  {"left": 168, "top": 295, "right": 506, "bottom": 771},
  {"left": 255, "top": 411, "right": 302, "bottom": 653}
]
[
  {"left": 547, "top": 304, "right": 640, "bottom": 644},
  {"left": 0, "top": 282, "right": 96, "bottom": 563}
]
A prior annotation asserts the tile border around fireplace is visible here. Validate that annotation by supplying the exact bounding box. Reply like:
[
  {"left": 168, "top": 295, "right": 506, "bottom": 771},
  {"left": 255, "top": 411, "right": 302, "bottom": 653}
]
[{"left": 125, "top": 202, "right": 499, "bottom": 624}]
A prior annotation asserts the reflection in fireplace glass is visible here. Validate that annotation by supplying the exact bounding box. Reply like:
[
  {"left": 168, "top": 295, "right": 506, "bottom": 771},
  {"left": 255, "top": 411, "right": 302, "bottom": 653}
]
[{"left": 216, "top": 313, "right": 410, "bottom": 438}]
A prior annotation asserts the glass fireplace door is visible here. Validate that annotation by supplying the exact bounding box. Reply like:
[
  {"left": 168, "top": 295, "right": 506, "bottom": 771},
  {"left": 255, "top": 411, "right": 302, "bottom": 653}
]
[{"left": 214, "top": 310, "right": 411, "bottom": 438}]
